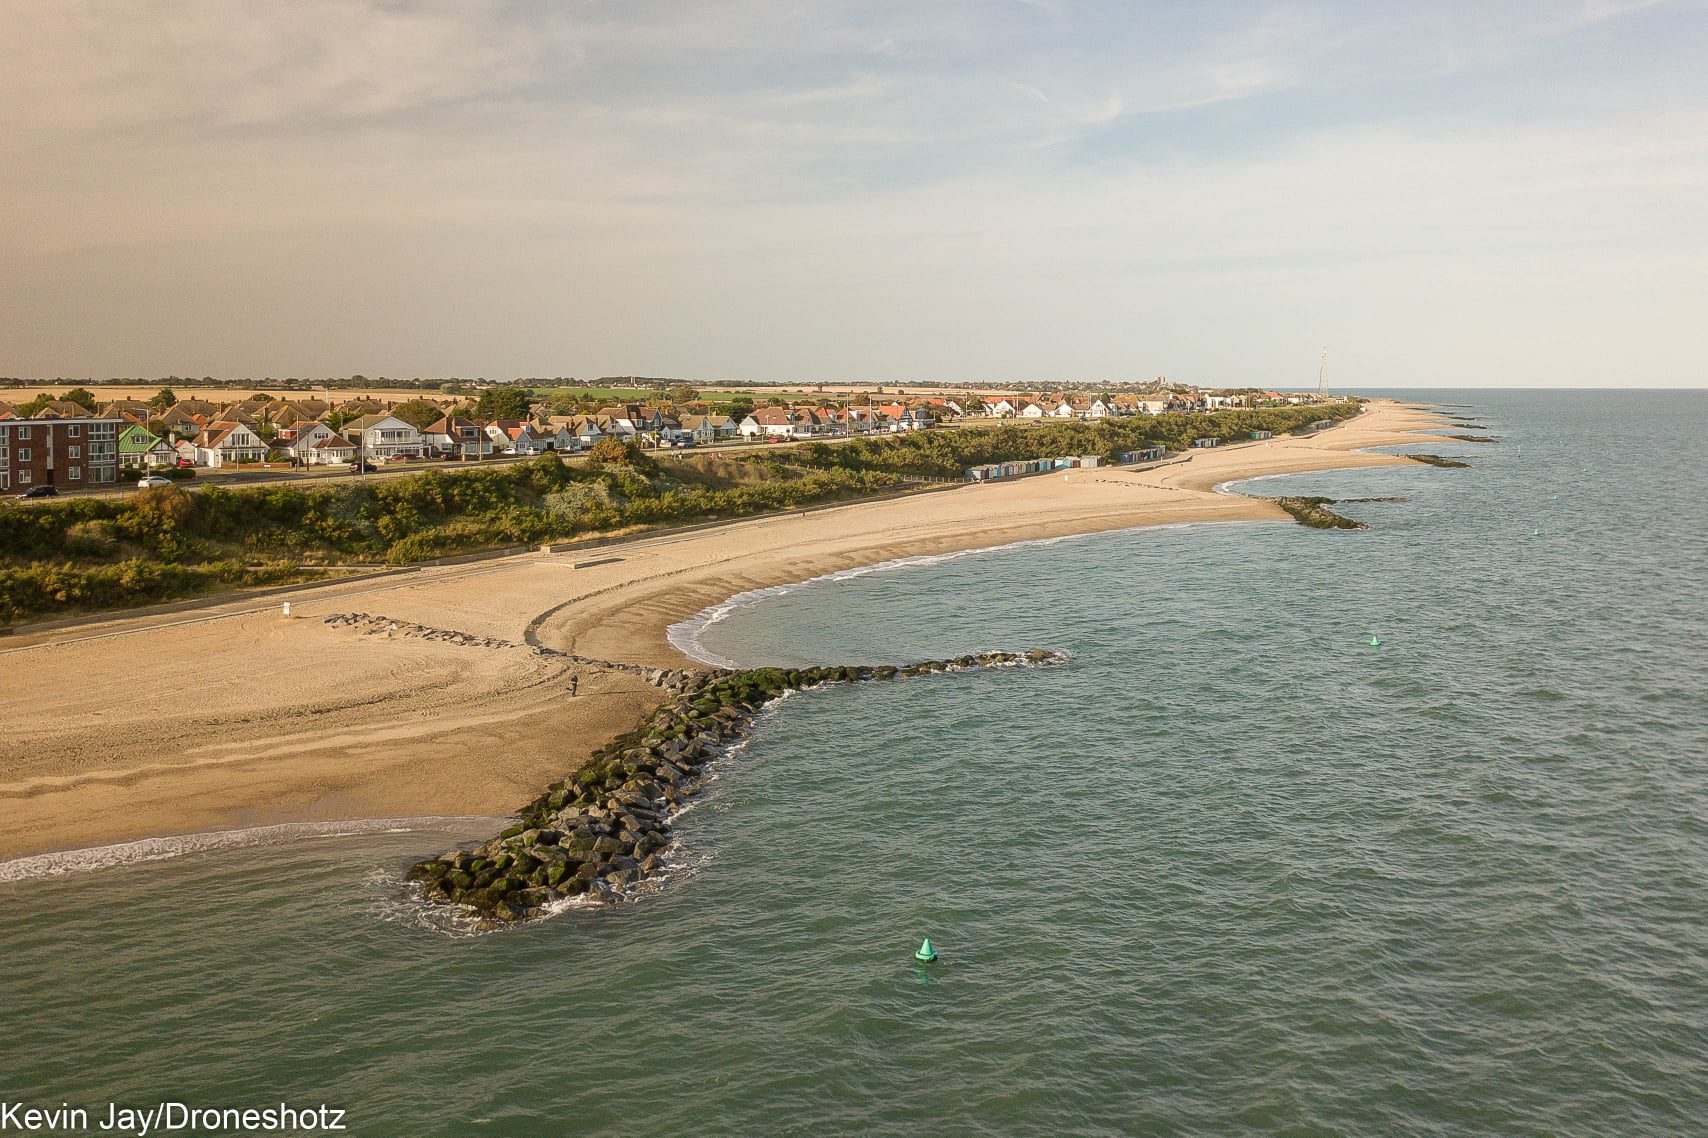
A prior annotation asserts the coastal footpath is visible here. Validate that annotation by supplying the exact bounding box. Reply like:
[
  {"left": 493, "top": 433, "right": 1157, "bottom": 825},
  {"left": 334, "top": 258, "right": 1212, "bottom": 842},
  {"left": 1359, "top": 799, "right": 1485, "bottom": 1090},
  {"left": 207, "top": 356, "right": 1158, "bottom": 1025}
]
[{"left": 0, "top": 399, "right": 1461, "bottom": 862}]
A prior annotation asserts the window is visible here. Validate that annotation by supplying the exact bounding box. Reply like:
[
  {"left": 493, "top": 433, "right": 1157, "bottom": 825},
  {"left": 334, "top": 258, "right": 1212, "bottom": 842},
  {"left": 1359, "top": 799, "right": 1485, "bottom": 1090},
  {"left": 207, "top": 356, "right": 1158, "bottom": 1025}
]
[
  {"left": 17, "top": 426, "right": 30, "bottom": 439},
  {"left": 17, "top": 448, "right": 29, "bottom": 462},
  {"left": 68, "top": 425, "right": 81, "bottom": 437},
  {"left": 68, "top": 446, "right": 81, "bottom": 459},
  {"left": 70, "top": 468, "right": 81, "bottom": 480},
  {"left": 19, "top": 471, "right": 30, "bottom": 483}
]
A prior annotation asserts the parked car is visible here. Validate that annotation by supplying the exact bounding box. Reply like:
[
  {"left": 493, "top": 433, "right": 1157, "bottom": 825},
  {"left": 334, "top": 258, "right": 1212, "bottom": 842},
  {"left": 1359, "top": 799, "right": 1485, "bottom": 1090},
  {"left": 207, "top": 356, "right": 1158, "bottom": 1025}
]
[
  {"left": 385, "top": 453, "right": 412, "bottom": 463},
  {"left": 347, "top": 460, "right": 377, "bottom": 473},
  {"left": 16, "top": 485, "right": 58, "bottom": 499},
  {"left": 175, "top": 457, "right": 194, "bottom": 468},
  {"left": 136, "top": 475, "right": 173, "bottom": 489}
]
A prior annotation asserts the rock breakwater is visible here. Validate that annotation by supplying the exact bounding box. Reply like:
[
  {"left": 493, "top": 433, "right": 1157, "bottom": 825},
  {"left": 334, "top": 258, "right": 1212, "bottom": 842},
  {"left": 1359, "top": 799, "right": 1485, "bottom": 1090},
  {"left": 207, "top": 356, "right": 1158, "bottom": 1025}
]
[{"left": 405, "top": 648, "right": 1066, "bottom": 925}]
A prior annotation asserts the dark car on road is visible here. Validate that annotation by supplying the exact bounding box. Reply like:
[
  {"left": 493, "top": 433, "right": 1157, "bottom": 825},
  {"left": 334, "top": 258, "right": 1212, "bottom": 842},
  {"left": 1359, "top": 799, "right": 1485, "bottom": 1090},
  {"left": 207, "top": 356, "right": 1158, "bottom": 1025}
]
[
  {"left": 347, "top": 461, "right": 378, "bottom": 473},
  {"left": 16, "top": 485, "right": 58, "bottom": 499}
]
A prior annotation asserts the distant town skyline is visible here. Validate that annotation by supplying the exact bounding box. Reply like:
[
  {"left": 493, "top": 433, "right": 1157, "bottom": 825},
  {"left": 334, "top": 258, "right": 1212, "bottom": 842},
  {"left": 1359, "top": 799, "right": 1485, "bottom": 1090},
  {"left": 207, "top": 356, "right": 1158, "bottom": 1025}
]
[{"left": 4, "top": 0, "right": 1704, "bottom": 389}]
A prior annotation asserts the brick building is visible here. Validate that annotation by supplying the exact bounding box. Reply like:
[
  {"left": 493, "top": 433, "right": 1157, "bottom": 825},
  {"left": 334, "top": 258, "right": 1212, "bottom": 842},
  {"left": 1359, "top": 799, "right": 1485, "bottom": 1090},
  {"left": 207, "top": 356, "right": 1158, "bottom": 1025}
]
[{"left": 0, "top": 416, "right": 122, "bottom": 492}]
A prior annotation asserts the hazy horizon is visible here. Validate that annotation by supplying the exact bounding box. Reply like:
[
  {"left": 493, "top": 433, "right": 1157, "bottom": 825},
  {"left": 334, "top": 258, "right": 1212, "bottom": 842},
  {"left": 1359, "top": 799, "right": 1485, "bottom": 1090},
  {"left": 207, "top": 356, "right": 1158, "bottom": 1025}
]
[{"left": 5, "top": 1, "right": 1705, "bottom": 389}]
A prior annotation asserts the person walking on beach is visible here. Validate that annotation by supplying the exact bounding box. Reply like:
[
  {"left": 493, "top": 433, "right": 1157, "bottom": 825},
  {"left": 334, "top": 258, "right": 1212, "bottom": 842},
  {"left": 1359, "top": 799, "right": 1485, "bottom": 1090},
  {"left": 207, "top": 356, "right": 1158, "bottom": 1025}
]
[{"left": 570, "top": 675, "right": 580, "bottom": 697}]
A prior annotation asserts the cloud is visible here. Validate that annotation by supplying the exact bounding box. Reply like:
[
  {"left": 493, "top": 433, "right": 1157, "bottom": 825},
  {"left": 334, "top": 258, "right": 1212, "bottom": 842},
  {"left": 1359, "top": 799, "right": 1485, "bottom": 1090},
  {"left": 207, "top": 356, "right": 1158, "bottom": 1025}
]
[{"left": 0, "top": 0, "right": 1704, "bottom": 385}]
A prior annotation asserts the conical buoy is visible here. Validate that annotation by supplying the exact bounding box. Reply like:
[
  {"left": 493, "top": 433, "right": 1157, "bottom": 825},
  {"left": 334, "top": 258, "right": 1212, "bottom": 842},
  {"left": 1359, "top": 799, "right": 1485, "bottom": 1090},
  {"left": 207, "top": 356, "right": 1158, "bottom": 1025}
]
[
  {"left": 914, "top": 938, "right": 937, "bottom": 963},
  {"left": 1370, "top": 636, "right": 1381, "bottom": 648},
  {"left": 1532, "top": 528, "right": 1540, "bottom": 537}
]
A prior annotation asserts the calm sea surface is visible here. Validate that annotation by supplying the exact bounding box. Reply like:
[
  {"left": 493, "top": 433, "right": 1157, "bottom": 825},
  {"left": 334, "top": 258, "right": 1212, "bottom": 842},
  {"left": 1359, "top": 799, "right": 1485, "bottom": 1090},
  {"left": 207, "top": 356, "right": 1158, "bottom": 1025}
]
[{"left": 3, "top": 390, "right": 1705, "bottom": 1136}]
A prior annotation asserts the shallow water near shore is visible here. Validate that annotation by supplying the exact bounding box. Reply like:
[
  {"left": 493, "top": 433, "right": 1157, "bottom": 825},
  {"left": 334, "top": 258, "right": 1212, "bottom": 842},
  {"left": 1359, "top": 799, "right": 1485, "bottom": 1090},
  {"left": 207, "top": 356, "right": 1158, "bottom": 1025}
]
[{"left": 3, "top": 390, "right": 1707, "bottom": 1135}]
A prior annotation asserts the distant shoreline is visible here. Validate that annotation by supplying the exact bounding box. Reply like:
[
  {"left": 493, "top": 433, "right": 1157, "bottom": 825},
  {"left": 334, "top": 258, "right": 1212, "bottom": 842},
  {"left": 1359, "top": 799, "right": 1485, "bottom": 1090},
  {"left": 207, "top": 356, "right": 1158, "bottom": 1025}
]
[{"left": 0, "top": 399, "right": 1465, "bottom": 866}]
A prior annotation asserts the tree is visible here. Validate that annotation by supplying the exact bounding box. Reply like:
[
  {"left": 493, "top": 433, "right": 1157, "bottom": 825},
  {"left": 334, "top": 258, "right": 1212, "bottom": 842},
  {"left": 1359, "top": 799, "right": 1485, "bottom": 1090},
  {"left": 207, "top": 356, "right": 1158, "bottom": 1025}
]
[
  {"left": 150, "top": 387, "right": 178, "bottom": 412},
  {"left": 545, "top": 390, "right": 586, "bottom": 415},
  {"left": 667, "top": 384, "right": 699, "bottom": 404},
  {"left": 722, "top": 398, "right": 755, "bottom": 423},
  {"left": 16, "top": 393, "right": 53, "bottom": 417},
  {"left": 323, "top": 409, "right": 357, "bottom": 432},
  {"left": 63, "top": 387, "right": 98, "bottom": 412},
  {"left": 475, "top": 388, "right": 533, "bottom": 420},
  {"left": 392, "top": 399, "right": 444, "bottom": 432}
]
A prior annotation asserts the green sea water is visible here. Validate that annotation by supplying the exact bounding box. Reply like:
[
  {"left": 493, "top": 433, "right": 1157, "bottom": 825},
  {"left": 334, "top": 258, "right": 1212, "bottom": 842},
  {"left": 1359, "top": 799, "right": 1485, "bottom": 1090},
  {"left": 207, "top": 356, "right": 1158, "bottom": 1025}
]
[{"left": 2, "top": 390, "right": 1705, "bottom": 1136}]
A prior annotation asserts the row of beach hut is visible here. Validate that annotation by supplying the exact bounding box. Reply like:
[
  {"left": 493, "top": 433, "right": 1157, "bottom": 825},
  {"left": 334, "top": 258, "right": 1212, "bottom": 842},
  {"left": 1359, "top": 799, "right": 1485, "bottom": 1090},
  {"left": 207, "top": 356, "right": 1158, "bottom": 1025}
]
[{"left": 964, "top": 454, "right": 1106, "bottom": 482}]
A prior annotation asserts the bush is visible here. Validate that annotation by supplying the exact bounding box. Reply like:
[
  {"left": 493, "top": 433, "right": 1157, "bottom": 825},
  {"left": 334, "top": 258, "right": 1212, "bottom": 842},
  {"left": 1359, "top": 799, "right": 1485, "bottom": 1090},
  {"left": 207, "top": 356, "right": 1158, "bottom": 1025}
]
[
  {"left": 63, "top": 520, "right": 121, "bottom": 558},
  {"left": 586, "top": 437, "right": 658, "bottom": 474}
]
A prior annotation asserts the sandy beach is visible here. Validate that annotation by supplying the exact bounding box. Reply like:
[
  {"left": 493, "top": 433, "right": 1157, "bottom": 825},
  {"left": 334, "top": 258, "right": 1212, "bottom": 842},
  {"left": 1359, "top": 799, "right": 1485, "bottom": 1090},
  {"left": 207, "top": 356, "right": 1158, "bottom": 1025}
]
[{"left": 0, "top": 399, "right": 1455, "bottom": 861}]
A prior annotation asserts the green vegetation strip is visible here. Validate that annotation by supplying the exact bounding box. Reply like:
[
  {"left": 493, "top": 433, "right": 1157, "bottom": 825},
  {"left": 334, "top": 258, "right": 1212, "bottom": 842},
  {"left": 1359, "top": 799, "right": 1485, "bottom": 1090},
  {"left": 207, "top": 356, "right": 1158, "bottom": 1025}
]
[{"left": 0, "top": 401, "right": 1359, "bottom": 625}]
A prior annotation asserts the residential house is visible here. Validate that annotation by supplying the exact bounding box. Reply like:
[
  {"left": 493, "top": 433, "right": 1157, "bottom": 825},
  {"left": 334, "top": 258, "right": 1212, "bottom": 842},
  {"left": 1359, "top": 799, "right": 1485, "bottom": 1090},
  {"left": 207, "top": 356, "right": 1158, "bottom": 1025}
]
[
  {"left": 749, "top": 406, "right": 813, "bottom": 439},
  {"left": 306, "top": 436, "right": 356, "bottom": 466},
  {"left": 100, "top": 399, "right": 155, "bottom": 423},
  {"left": 171, "top": 398, "right": 223, "bottom": 420},
  {"left": 595, "top": 403, "right": 665, "bottom": 438},
  {"left": 278, "top": 421, "right": 337, "bottom": 464},
  {"left": 422, "top": 415, "right": 492, "bottom": 459},
  {"left": 342, "top": 413, "right": 422, "bottom": 459},
  {"left": 117, "top": 423, "right": 175, "bottom": 470},
  {"left": 566, "top": 415, "right": 610, "bottom": 447},
  {"left": 0, "top": 415, "right": 122, "bottom": 490},
  {"left": 194, "top": 421, "right": 268, "bottom": 467},
  {"left": 277, "top": 397, "right": 331, "bottom": 421},
  {"left": 1019, "top": 401, "right": 1048, "bottom": 419},
  {"left": 680, "top": 413, "right": 737, "bottom": 444},
  {"left": 982, "top": 397, "right": 1018, "bottom": 418},
  {"left": 533, "top": 424, "right": 578, "bottom": 452},
  {"left": 212, "top": 402, "right": 261, "bottom": 426},
  {"left": 157, "top": 404, "right": 206, "bottom": 438},
  {"left": 485, "top": 420, "right": 546, "bottom": 455},
  {"left": 33, "top": 400, "right": 100, "bottom": 419}
]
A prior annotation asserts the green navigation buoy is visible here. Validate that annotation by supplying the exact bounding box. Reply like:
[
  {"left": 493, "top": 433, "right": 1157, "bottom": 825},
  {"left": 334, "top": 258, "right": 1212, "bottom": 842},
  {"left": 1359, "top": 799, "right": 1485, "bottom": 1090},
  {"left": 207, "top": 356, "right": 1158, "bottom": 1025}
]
[
  {"left": 1370, "top": 636, "right": 1382, "bottom": 648},
  {"left": 914, "top": 938, "right": 937, "bottom": 963},
  {"left": 1532, "top": 528, "right": 1541, "bottom": 536}
]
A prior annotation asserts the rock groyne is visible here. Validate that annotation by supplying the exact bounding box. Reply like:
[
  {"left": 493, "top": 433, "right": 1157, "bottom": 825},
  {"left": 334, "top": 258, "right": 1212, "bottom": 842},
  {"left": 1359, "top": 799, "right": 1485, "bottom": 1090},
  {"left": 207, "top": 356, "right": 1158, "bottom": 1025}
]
[{"left": 403, "top": 648, "right": 1066, "bottom": 925}]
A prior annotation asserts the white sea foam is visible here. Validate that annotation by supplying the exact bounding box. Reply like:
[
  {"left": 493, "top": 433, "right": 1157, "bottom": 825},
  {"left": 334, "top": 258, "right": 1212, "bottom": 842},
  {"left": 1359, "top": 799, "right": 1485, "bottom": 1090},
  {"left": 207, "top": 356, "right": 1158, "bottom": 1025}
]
[
  {"left": 1212, "top": 472, "right": 1292, "bottom": 495},
  {"left": 0, "top": 815, "right": 502, "bottom": 884},
  {"left": 665, "top": 524, "right": 1202, "bottom": 666}
]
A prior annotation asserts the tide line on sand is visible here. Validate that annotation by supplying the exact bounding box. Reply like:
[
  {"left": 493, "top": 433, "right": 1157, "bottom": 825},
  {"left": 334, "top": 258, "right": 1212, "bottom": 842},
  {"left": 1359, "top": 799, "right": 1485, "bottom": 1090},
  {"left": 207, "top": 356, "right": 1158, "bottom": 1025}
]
[{"left": 0, "top": 816, "right": 504, "bottom": 884}]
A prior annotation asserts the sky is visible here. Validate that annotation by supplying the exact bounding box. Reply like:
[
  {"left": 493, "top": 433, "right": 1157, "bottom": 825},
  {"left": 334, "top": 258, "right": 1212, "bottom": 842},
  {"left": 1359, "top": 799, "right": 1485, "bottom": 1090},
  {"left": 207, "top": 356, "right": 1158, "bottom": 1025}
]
[{"left": 3, "top": 1, "right": 1705, "bottom": 389}]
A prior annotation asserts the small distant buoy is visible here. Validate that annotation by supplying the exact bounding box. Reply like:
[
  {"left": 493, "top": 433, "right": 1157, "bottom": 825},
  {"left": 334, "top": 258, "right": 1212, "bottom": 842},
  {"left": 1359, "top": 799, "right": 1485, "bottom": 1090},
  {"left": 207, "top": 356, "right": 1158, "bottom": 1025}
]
[
  {"left": 281, "top": 601, "right": 292, "bottom": 618},
  {"left": 914, "top": 938, "right": 937, "bottom": 963},
  {"left": 1370, "top": 636, "right": 1381, "bottom": 648},
  {"left": 1532, "top": 528, "right": 1541, "bottom": 537}
]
